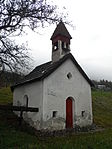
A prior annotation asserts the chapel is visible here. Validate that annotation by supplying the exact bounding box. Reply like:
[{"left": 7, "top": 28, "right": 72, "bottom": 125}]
[{"left": 12, "top": 22, "right": 93, "bottom": 130}]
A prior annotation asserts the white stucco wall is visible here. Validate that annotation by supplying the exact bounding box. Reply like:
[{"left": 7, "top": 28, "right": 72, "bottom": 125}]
[
  {"left": 13, "top": 58, "right": 93, "bottom": 130},
  {"left": 13, "top": 81, "right": 43, "bottom": 129},
  {"left": 42, "top": 59, "right": 93, "bottom": 129}
]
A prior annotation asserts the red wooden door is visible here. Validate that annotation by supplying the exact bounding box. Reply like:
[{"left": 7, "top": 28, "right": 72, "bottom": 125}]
[{"left": 66, "top": 98, "right": 73, "bottom": 128}]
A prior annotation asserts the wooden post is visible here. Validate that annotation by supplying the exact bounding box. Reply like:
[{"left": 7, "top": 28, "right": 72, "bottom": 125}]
[
  {"left": 0, "top": 105, "right": 39, "bottom": 126},
  {"left": 19, "top": 109, "right": 23, "bottom": 126}
]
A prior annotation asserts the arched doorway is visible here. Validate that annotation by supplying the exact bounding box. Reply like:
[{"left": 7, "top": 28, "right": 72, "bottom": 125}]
[
  {"left": 66, "top": 97, "right": 74, "bottom": 128},
  {"left": 23, "top": 95, "right": 29, "bottom": 107}
]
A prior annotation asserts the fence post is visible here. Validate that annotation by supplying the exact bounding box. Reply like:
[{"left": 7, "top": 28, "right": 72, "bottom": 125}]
[{"left": 19, "top": 109, "right": 23, "bottom": 126}]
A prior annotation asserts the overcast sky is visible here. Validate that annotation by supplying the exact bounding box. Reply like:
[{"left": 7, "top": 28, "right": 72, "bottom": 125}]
[{"left": 16, "top": 0, "right": 112, "bottom": 81}]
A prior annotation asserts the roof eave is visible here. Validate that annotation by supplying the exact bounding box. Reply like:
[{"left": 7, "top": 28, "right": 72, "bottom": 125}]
[{"left": 11, "top": 53, "right": 94, "bottom": 91}]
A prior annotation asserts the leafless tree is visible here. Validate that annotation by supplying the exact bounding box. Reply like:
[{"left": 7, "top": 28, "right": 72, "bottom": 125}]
[{"left": 0, "top": 0, "right": 66, "bottom": 73}]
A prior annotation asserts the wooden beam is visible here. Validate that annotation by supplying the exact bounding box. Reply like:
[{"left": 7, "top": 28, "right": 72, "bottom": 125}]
[{"left": 0, "top": 105, "right": 39, "bottom": 112}]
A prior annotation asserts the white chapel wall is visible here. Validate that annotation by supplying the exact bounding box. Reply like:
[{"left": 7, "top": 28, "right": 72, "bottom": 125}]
[
  {"left": 13, "top": 81, "right": 43, "bottom": 129},
  {"left": 42, "top": 59, "right": 92, "bottom": 129}
]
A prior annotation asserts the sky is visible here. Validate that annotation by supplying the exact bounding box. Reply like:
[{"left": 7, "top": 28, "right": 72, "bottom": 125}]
[{"left": 16, "top": 0, "right": 112, "bottom": 81}]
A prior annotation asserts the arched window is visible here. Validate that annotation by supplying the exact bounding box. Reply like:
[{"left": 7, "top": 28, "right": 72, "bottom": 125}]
[
  {"left": 53, "top": 42, "right": 58, "bottom": 51},
  {"left": 23, "top": 95, "right": 29, "bottom": 107}
]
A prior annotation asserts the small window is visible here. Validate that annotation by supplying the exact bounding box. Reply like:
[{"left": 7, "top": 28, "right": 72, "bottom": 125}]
[
  {"left": 53, "top": 42, "right": 58, "bottom": 51},
  {"left": 66, "top": 43, "right": 69, "bottom": 49},
  {"left": 23, "top": 95, "right": 29, "bottom": 107},
  {"left": 67, "top": 72, "right": 72, "bottom": 79},
  {"left": 82, "top": 111, "right": 85, "bottom": 117},
  {"left": 62, "top": 42, "right": 64, "bottom": 49},
  {"left": 52, "top": 111, "right": 58, "bottom": 118},
  {"left": 64, "top": 42, "right": 66, "bottom": 48}
]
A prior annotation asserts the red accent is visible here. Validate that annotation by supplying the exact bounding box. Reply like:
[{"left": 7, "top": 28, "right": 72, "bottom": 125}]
[
  {"left": 52, "top": 35, "right": 70, "bottom": 44},
  {"left": 66, "top": 98, "right": 73, "bottom": 128}
]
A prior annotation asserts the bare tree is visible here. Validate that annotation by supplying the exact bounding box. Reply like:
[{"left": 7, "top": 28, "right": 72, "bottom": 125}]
[{"left": 0, "top": 0, "right": 65, "bottom": 73}]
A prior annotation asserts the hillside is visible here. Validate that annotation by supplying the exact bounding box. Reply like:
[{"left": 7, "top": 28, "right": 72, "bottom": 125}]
[
  {"left": 0, "top": 71, "right": 24, "bottom": 88},
  {"left": 92, "top": 90, "right": 112, "bottom": 127},
  {"left": 0, "top": 87, "right": 12, "bottom": 104},
  {"left": 0, "top": 87, "right": 112, "bottom": 148}
]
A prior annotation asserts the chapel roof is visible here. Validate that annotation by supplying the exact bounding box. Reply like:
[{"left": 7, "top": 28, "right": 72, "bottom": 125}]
[
  {"left": 50, "top": 21, "right": 72, "bottom": 40},
  {"left": 11, "top": 53, "right": 94, "bottom": 91}
]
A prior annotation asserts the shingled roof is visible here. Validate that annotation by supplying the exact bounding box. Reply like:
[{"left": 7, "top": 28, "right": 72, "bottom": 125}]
[
  {"left": 11, "top": 53, "right": 93, "bottom": 91},
  {"left": 50, "top": 21, "right": 72, "bottom": 40}
]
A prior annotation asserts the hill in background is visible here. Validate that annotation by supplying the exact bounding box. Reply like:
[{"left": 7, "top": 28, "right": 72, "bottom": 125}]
[
  {"left": 92, "top": 80, "right": 112, "bottom": 91},
  {"left": 0, "top": 71, "right": 24, "bottom": 88}
]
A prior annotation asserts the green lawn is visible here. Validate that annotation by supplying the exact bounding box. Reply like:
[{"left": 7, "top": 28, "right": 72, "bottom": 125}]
[{"left": 1, "top": 87, "right": 112, "bottom": 148}]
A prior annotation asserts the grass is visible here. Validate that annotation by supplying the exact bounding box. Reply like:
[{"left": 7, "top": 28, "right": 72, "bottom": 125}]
[
  {"left": 0, "top": 87, "right": 12, "bottom": 104},
  {"left": 1, "top": 127, "right": 112, "bottom": 149},
  {"left": 92, "top": 90, "right": 112, "bottom": 127},
  {"left": 1, "top": 87, "right": 112, "bottom": 148}
]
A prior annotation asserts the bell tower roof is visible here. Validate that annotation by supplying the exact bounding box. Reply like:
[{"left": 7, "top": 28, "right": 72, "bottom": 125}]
[
  {"left": 50, "top": 21, "right": 72, "bottom": 40},
  {"left": 51, "top": 22, "right": 72, "bottom": 62}
]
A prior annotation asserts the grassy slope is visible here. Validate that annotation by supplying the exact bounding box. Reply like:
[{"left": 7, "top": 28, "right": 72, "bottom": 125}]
[
  {"left": 0, "top": 87, "right": 12, "bottom": 104},
  {"left": 92, "top": 90, "right": 112, "bottom": 127},
  {"left": 1, "top": 87, "right": 112, "bottom": 148}
]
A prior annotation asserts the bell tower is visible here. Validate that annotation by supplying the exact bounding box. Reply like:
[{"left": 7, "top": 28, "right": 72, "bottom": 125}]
[{"left": 50, "top": 21, "right": 72, "bottom": 62}]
